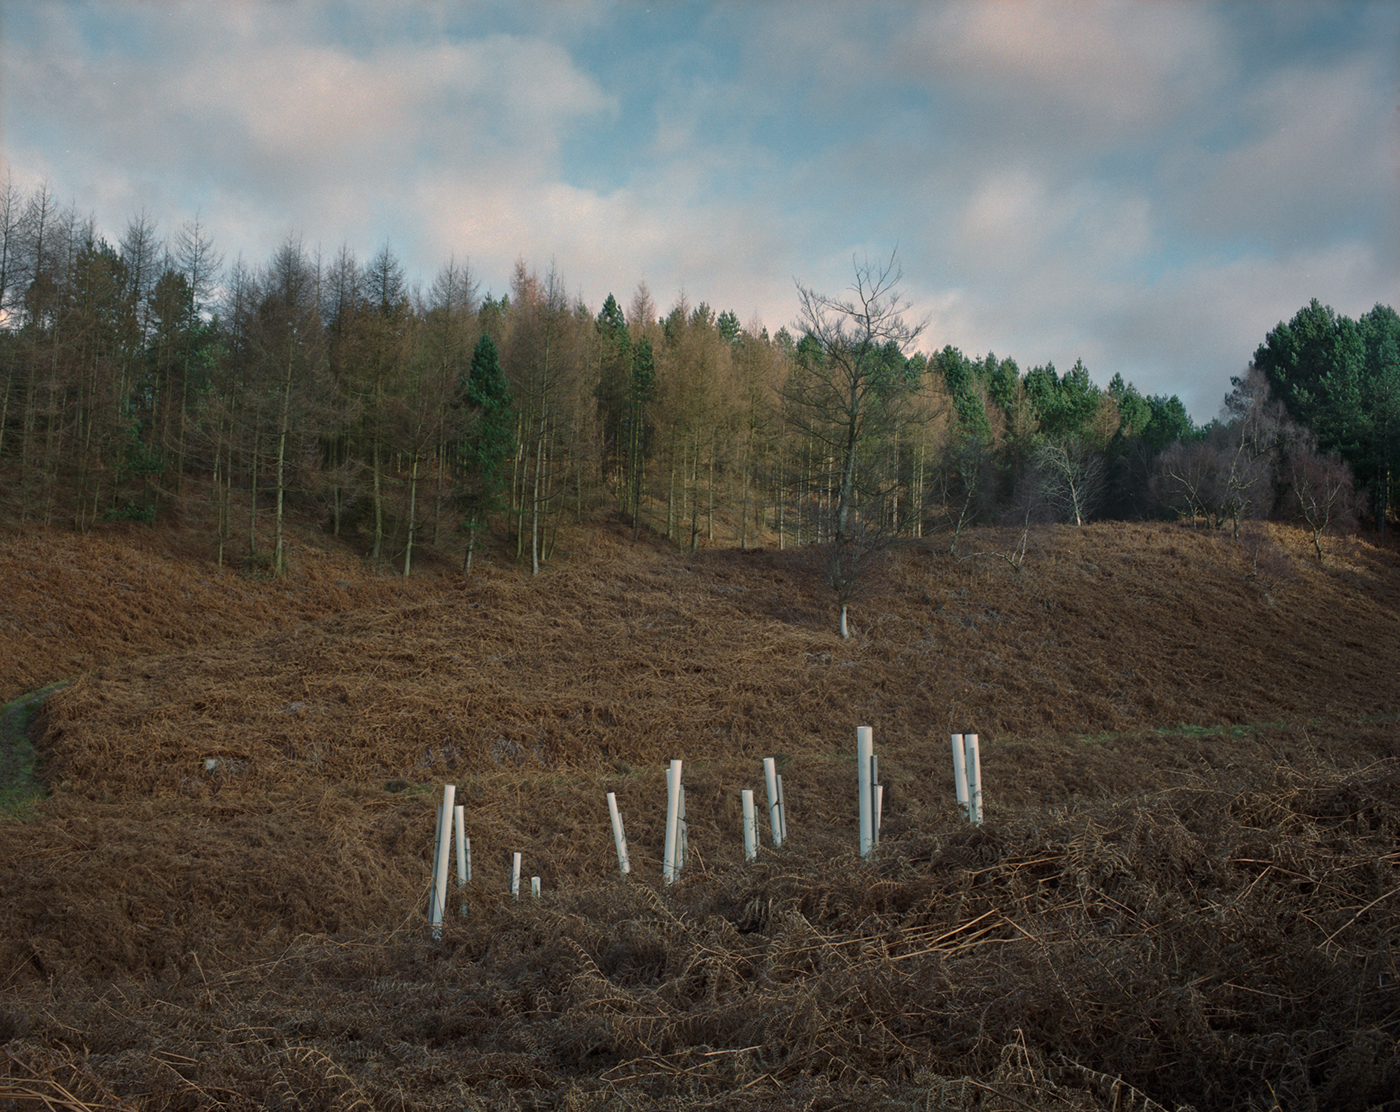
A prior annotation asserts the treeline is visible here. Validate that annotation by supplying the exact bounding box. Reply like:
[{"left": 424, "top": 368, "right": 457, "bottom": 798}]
[{"left": 0, "top": 178, "right": 1392, "bottom": 574}]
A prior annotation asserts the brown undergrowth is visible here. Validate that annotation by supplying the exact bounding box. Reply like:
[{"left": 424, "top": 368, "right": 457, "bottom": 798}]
[{"left": 1, "top": 515, "right": 1398, "bottom": 1110}]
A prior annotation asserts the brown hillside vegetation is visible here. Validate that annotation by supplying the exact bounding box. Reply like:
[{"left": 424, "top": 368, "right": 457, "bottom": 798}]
[
  {"left": 0, "top": 526, "right": 449, "bottom": 703},
  {"left": 1, "top": 518, "right": 1398, "bottom": 1111}
]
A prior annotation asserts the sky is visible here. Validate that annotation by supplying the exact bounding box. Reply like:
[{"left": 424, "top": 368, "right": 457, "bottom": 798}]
[{"left": 2, "top": 0, "right": 1397, "bottom": 422}]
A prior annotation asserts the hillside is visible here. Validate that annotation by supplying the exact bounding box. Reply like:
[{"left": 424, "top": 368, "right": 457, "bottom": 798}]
[{"left": 1, "top": 517, "right": 1398, "bottom": 1110}]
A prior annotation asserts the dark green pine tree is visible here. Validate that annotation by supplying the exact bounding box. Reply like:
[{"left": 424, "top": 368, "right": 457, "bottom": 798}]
[
  {"left": 455, "top": 332, "right": 516, "bottom": 573},
  {"left": 1253, "top": 298, "right": 1399, "bottom": 532},
  {"left": 594, "top": 293, "right": 632, "bottom": 501},
  {"left": 1359, "top": 304, "right": 1400, "bottom": 533}
]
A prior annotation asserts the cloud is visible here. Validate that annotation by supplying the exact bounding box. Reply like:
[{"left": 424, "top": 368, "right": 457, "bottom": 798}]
[
  {"left": 900, "top": 1, "right": 1229, "bottom": 153},
  {"left": 2, "top": 0, "right": 1395, "bottom": 427},
  {"left": 3, "top": 4, "right": 616, "bottom": 266},
  {"left": 1162, "top": 52, "right": 1400, "bottom": 249}
]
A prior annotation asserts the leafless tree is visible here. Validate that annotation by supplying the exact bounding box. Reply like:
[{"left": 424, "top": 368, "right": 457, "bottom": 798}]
[
  {"left": 931, "top": 434, "right": 997, "bottom": 555},
  {"left": 1153, "top": 370, "right": 1294, "bottom": 537},
  {"left": 1283, "top": 437, "right": 1358, "bottom": 559},
  {"left": 823, "top": 513, "right": 896, "bottom": 639},
  {"left": 1152, "top": 436, "right": 1221, "bottom": 523},
  {"left": 788, "top": 250, "right": 927, "bottom": 541},
  {"left": 1033, "top": 438, "right": 1105, "bottom": 526},
  {"left": 788, "top": 251, "right": 926, "bottom": 637}
]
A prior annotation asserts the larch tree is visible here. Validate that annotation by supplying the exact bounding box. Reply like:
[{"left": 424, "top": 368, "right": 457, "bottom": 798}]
[
  {"left": 62, "top": 235, "right": 132, "bottom": 527},
  {"left": 502, "top": 261, "right": 582, "bottom": 574},
  {"left": 0, "top": 174, "right": 23, "bottom": 464},
  {"left": 251, "top": 237, "right": 327, "bottom": 575},
  {"left": 320, "top": 244, "right": 367, "bottom": 539},
  {"left": 731, "top": 322, "right": 784, "bottom": 548},
  {"left": 657, "top": 297, "right": 730, "bottom": 550},
  {"left": 421, "top": 256, "right": 479, "bottom": 546},
  {"left": 15, "top": 184, "right": 70, "bottom": 520},
  {"left": 169, "top": 216, "right": 224, "bottom": 492},
  {"left": 360, "top": 244, "right": 413, "bottom": 561}
]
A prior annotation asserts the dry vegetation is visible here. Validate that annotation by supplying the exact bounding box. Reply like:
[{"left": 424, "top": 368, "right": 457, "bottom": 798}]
[{"left": 1, "top": 512, "right": 1398, "bottom": 1111}]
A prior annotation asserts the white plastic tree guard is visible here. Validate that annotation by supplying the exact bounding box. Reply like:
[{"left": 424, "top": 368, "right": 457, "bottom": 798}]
[
  {"left": 429, "top": 784, "right": 456, "bottom": 939},
  {"left": 964, "top": 733, "right": 983, "bottom": 824},
  {"left": 678, "top": 782, "right": 689, "bottom": 862},
  {"left": 531, "top": 876, "right": 541, "bottom": 898},
  {"left": 874, "top": 783, "right": 884, "bottom": 846},
  {"left": 510, "top": 851, "right": 522, "bottom": 900},
  {"left": 607, "top": 791, "right": 631, "bottom": 875},
  {"left": 663, "top": 760, "right": 684, "bottom": 884},
  {"left": 741, "top": 788, "right": 758, "bottom": 861},
  {"left": 857, "top": 726, "right": 874, "bottom": 859},
  {"left": 951, "top": 733, "right": 969, "bottom": 818},
  {"left": 870, "top": 754, "right": 882, "bottom": 846},
  {"left": 764, "top": 758, "right": 783, "bottom": 847},
  {"left": 454, "top": 804, "right": 468, "bottom": 916}
]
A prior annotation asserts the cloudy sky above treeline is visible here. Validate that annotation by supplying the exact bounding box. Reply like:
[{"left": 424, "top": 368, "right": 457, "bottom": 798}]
[{"left": 3, "top": 0, "right": 1397, "bottom": 420}]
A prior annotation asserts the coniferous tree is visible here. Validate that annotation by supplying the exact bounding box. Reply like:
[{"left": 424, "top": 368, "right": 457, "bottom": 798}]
[
  {"left": 454, "top": 331, "right": 515, "bottom": 573},
  {"left": 251, "top": 238, "right": 327, "bottom": 575},
  {"left": 594, "top": 292, "right": 632, "bottom": 500},
  {"left": 1252, "top": 298, "right": 1399, "bottom": 532}
]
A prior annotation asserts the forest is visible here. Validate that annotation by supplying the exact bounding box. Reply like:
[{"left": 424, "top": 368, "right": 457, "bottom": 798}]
[{"left": 1, "top": 177, "right": 1396, "bottom": 574}]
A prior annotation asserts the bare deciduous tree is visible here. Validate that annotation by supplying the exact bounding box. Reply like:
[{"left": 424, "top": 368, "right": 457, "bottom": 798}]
[
  {"left": 824, "top": 515, "right": 894, "bottom": 639},
  {"left": 1033, "top": 438, "right": 1105, "bottom": 526},
  {"left": 1152, "top": 370, "right": 1294, "bottom": 537},
  {"left": 932, "top": 433, "right": 997, "bottom": 555},
  {"left": 788, "top": 251, "right": 926, "bottom": 637},
  {"left": 789, "top": 250, "right": 927, "bottom": 542},
  {"left": 1283, "top": 438, "right": 1357, "bottom": 559}
]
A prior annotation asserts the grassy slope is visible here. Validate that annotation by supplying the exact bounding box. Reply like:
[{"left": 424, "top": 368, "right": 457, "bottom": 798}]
[{"left": 0, "top": 514, "right": 1397, "bottom": 1110}]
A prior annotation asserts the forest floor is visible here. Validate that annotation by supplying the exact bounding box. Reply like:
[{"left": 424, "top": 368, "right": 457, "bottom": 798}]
[{"left": 0, "top": 509, "right": 1397, "bottom": 1111}]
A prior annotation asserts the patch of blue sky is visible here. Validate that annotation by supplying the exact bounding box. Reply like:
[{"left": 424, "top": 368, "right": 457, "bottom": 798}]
[
  {"left": 1088, "top": 142, "right": 1172, "bottom": 188},
  {"left": 1218, "top": 1, "right": 1400, "bottom": 75},
  {"left": 9, "top": 3, "right": 144, "bottom": 63},
  {"left": 552, "top": 15, "right": 739, "bottom": 190},
  {"left": 1128, "top": 241, "right": 1231, "bottom": 288}
]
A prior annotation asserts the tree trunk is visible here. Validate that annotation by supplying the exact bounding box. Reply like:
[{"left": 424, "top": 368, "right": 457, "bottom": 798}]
[
  {"left": 248, "top": 427, "right": 260, "bottom": 557},
  {"left": 273, "top": 345, "right": 294, "bottom": 576},
  {"left": 370, "top": 435, "right": 384, "bottom": 560},
  {"left": 690, "top": 436, "right": 701, "bottom": 552},
  {"left": 403, "top": 455, "right": 418, "bottom": 576},
  {"left": 740, "top": 434, "right": 751, "bottom": 550},
  {"left": 531, "top": 420, "right": 544, "bottom": 576}
]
